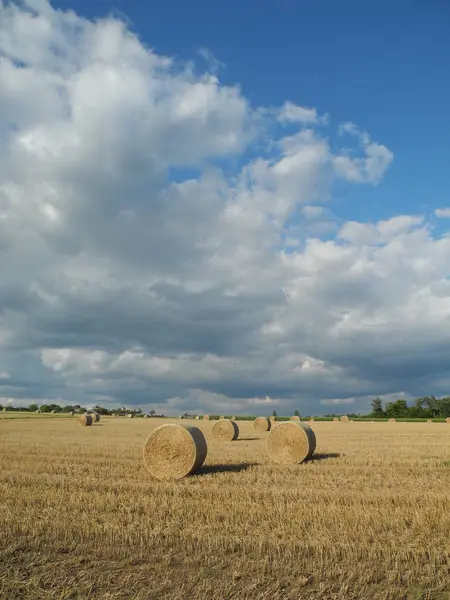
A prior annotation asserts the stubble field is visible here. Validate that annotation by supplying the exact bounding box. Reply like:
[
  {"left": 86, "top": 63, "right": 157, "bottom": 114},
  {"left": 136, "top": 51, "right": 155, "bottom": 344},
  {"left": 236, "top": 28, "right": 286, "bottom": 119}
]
[{"left": 0, "top": 417, "right": 449, "bottom": 600}]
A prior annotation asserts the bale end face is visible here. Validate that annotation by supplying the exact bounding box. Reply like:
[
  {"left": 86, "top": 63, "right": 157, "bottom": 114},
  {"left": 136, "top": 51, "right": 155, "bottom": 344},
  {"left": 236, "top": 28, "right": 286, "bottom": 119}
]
[
  {"left": 212, "top": 419, "right": 239, "bottom": 441},
  {"left": 289, "top": 415, "right": 301, "bottom": 422},
  {"left": 143, "top": 424, "right": 207, "bottom": 480},
  {"left": 340, "top": 416, "right": 349, "bottom": 422},
  {"left": 254, "top": 417, "right": 271, "bottom": 432},
  {"left": 267, "top": 422, "right": 316, "bottom": 465},
  {"left": 78, "top": 414, "right": 93, "bottom": 426}
]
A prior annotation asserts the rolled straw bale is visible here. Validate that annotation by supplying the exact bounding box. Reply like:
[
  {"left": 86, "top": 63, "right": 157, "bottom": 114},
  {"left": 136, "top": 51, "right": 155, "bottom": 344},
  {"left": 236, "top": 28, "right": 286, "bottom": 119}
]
[
  {"left": 333, "top": 417, "right": 339, "bottom": 422},
  {"left": 70, "top": 411, "right": 75, "bottom": 416},
  {"left": 144, "top": 414, "right": 148, "bottom": 418},
  {"left": 427, "top": 419, "right": 432, "bottom": 423},
  {"left": 128, "top": 414, "right": 134, "bottom": 418},
  {"left": 340, "top": 415, "right": 349, "bottom": 422},
  {"left": 219, "top": 415, "right": 225, "bottom": 420},
  {"left": 78, "top": 414, "right": 92, "bottom": 426},
  {"left": 289, "top": 415, "right": 301, "bottom": 422},
  {"left": 203, "top": 415, "right": 210, "bottom": 421},
  {"left": 212, "top": 419, "right": 239, "bottom": 441},
  {"left": 267, "top": 422, "right": 316, "bottom": 464},
  {"left": 269, "top": 416, "right": 276, "bottom": 422},
  {"left": 231, "top": 416, "right": 236, "bottom": 420},
  {"left": 446, "top": 418, "right": 450, "bottom": 424},
  {"left": 91, "top": 412, "right": 100, "bottom": 423},
  {"left": 254, "top": 417, "right": 271, "bottom": 432},
  {"left": 388, "top": 418, "right": 396, "bottom": 422},
  {"left": 143, "top": 424, "right": 207, "bottom": 480},
  {"left": 309, "top": 418, "right": 315, "bottom": 423}
]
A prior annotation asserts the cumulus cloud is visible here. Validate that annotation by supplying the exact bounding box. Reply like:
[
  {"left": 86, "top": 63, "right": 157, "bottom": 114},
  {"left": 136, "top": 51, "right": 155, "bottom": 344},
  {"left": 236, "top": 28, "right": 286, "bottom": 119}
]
[
  {"left": 435, "top": 208, "right": 450, "bottom": 219},
  {"left": 0, "top": 1, "right": 449, "bottom": 415}
]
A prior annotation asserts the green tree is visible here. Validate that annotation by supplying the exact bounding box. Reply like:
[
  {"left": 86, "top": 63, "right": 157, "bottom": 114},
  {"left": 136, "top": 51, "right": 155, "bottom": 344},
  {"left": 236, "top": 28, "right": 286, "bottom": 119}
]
[
  {"left": 272, "top": 410, "right": 277, "bottom": 417},
  {"left": 385, "top": 399, "right": 408, "bottom": 418},
  {"left": 29, "top": 403, "right": 39, "bottom": 412},
  {"left": 371, "top": 397, "right": 384, "bottom": 417},
  {"left": 294, "top": 409, "right": 300, "bottom": 417}
]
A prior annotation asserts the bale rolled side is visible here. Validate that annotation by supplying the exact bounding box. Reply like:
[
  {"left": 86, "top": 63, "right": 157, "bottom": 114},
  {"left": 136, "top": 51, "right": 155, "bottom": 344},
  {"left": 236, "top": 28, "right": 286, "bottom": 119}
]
[
  {"left": 254, "top": 417, "right": 271, "bottom": 432},
  {"left": 388, "top": 418, "right": 396, "bottom": 422},
  {"left": 143, "top": 424, "right": 207, "bottom": 480},
  {"left": 333, "top": 417, "right": 339, "bottom": 422},
  {"left": 212, "top": 419, "right": 239, "bottom": 441},
  {"left": 267, "top": 422, "right": 316, "bottom": 464},
  {"left": 289, "top": 415, "right": 301, "bottom": 422},
  {"left": 219, "top": 415, "right": 225, "bottom": 420},
  {"left": 78, "top": 414, "right": 93, "bottom": 426},
  {"left": 91, "top": 412, "right": 100, "bottom": 423},
  {"left": 340, "top": 415, "right": 349, "bottom": 423}
]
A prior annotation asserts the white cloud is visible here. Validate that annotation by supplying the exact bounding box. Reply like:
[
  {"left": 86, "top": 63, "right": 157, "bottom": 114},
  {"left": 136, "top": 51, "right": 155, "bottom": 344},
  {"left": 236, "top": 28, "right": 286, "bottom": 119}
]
[
  {"left": 1, "top": 1, "right": 449, "bottom": 415},
  {"left": 278, "top": 101, "right": 327, "bottom": 125},
  {"left": 435, "top": 208, "right": 450, "bottom": 218}
]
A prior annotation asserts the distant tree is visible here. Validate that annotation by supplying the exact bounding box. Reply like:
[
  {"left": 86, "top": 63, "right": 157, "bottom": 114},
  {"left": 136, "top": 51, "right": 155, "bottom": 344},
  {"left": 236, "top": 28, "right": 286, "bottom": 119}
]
[
  {"left": 272, "top": 410, "right": 277, "bottom": 417},
  {"left": 371, "top": 397, "right": 384, "bottom": 417},
  {"left": 29, "top": 403, "right": 39, "bottom": 412},
  {"left": 385, "top": 399, "right": 408, "bottom": 418},
  {"left": 294, "top": 409, "right": 300, "bottom": 417}
]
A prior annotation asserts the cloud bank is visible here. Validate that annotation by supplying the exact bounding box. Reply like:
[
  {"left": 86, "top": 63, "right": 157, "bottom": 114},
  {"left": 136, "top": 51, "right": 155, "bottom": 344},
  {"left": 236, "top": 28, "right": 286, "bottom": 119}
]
[{"left": 1, "top": 0, "right": 449, "bottom": 414}]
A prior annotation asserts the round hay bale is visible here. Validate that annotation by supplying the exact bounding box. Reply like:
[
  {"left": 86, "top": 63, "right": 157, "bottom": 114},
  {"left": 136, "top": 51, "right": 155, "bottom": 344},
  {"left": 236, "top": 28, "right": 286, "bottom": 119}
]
[
  {"left": 144, "top": 414, "right": 148, "bottom": 418},
  {"left": 128, "top": 414, "right": 134, "bottom": 419},
  {"left": 333, "top": 417, "right": 339, "bottom": 422},
  {"left": 143, "top": 424, "right": 207, "bottom": 480},
  {"left": 212, "top": 419, "right": 239, "bottom": 441},
  {"left": 203, "top": 415, "right": 210, "bottom": 421},
  {"left": 340, "top": 415, "right": 349, "bottom": 422},
  {"left": 267, "top": 422, "right": 316, "bottom": 464},
  {"left": 388, "top": 418, "right": 396, "bottom": 422},
  {"left": 427, "top": 419, "right": 432, "bottom": 423},
  {"left": 289, "top": 415, "right": 301, "bottom": 422},
  {"left": 231, "top": 416, "right": 236, "bottom": 420},
  {"left": 254, "top": 417, "right": 271, "bottom": 432},
  {"left": 309, "top": 418, "right": 315, "bottom": 423},
  {"left": 446, "top": 417, "right": 450, "bottom": 424},
  {"left": 219, "top": 415, "right": 225, "bottom": 420},
  {"left": 70, "top": 410, "right": 75, "bottom": 416},
  {"left": 269, "top": 415, "right": 276, "bottom": 422},
  {"left": 78, "top": 414, "right": 92, "bottom": 426}
]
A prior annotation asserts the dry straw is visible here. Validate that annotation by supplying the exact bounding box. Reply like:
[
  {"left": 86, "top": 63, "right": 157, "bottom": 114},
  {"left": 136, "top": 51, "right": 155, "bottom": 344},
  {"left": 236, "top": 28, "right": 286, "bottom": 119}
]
[
  {"left": 78, "top": 414, "right": 92, "bottom": 426},
  {"left": 267, "top": 422, "right": 316, "bottom": 464},
  {"left": 254, "top": 417, "right": 271, "bottom": 432},
  {"left": 143, "top": 424, "right": 207, "bottom": 480},
  {"left": 128, "top": 414, "right": 134, "bottom": 419},
  {"left": 219, "top": 415, "right": 225, "bottom": 420},
  {"left": 340, "top": 415, "right": 349, "bottom": 422},
  {"left": 427, "top": 419, "right": 433, "bottom": 423},
  {"left": 333, "top": 417, "right": 339, "bottom": 422},
  {"left": 269, "top": 416, "right": 276, "bottom": 422},
  {"left": 446, "top": 417, "right": 450, "bottom": 424},
  {"left": 212, "top": 419, "right": 239, "bottom": 441},
  {"left": 309, "top": 418, "right": 315, "bottom": 423},
  {"left": 91, "top": 413, "right": 100, "bottom": 423},
  {"left": 289, "top": 415, "right": 301, "bottom": 422},
  {"left": 388, "top": 418, "right": 396, "bottom": 422}
]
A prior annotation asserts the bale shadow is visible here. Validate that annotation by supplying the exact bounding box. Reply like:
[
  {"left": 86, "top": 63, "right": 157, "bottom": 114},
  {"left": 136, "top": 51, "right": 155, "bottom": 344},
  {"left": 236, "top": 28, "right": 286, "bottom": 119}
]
[
  {"left": 197, "top": 463, "right": 258, "bottom": 476},
  {"left": 309, "top": 452, "right": 341, "bottom": 462}
]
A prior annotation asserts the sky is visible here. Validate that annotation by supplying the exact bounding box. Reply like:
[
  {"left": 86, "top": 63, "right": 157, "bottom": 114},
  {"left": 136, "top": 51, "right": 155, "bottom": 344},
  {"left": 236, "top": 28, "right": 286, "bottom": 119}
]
[{"left": 0, "top": 0, "right": 449, "bottom": 415}]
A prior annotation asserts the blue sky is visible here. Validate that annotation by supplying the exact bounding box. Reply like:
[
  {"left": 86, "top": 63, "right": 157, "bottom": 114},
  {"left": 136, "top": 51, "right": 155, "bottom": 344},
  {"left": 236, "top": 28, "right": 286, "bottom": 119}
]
[
  {"left": 52, "top": 0, "right": 450, "bottom": 223},
  {"left": 1, "top": 0, "right": 450, "bottom": 414}
]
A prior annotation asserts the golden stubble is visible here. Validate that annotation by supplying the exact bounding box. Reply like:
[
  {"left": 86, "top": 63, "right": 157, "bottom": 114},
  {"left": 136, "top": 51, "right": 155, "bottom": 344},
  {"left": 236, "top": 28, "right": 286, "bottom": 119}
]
[{"left": 0, "top": 417, "right": 449, "bottom": 600}]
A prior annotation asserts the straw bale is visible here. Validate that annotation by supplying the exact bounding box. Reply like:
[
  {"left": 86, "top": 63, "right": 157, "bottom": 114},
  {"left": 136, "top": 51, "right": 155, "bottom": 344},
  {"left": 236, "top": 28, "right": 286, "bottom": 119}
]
[
  {"left": 267, "top": 422, "right": 316, "bottom": 464},
  {"left": 143, "top": 424, "right": 207, "bottom": 479},
  {"left": 254, "top": 417, "right": 271, "bottom": 432},
  {"left": 212, "top": 419, "right": 239, "bottom": 441},
  {"left": 78, "top": 414, "right": 92, "bottom": 426}
]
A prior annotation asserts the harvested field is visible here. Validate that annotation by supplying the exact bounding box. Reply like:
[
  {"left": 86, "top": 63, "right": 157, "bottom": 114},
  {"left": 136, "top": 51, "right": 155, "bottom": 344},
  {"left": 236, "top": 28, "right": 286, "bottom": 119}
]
[{"left": 0, "top": 418, "right": 449, "bottom": 600}]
